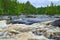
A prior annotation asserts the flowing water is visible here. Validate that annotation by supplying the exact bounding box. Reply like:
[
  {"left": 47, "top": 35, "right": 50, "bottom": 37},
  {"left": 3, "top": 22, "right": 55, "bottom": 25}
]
[{"left": 0, "top": 15, "right": 60, "bottom": 40}]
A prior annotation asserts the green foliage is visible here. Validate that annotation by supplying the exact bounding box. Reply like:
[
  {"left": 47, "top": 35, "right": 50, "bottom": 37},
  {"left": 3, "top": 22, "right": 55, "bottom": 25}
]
[{"left": 0, "top": 0, "right": 60, "bottom": 15}]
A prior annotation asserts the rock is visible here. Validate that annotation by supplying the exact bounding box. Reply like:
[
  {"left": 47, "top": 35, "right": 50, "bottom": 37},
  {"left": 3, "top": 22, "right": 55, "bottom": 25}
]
[{"left": 52, "top": 19, "right": 60, "bottom": 27}]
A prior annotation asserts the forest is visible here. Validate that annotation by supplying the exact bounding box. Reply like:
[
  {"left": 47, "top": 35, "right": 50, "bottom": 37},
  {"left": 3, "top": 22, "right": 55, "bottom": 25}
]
[{"left": 0, "top": 0, "right": 60, "bottom": 15}]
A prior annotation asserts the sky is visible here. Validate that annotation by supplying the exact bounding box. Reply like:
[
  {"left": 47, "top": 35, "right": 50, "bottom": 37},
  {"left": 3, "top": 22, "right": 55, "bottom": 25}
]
[{"left": 17, "top": 0, "right": 60, "bottom": 8}]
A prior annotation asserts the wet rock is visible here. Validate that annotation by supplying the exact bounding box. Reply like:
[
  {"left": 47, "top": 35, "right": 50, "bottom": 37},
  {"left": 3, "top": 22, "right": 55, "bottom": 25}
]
[{"left": 52, "top": 19, "right": 60, "bottom": 27}]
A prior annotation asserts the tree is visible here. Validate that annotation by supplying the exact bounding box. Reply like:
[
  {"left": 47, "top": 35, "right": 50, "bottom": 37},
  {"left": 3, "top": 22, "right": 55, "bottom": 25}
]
[{"left": 1, "top": 0, "right": 11, "bottom": 15}]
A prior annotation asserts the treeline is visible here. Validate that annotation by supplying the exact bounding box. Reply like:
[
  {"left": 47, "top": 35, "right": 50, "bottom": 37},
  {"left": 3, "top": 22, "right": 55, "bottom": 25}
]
[{"left": 0, "top": 0, "right": 60, "bottom": 15}]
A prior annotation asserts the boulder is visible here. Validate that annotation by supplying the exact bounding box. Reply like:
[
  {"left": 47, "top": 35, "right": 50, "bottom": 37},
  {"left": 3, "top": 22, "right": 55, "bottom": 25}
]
[{"left": 52, "top": 19, "right": 60, "bottom": 27}]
